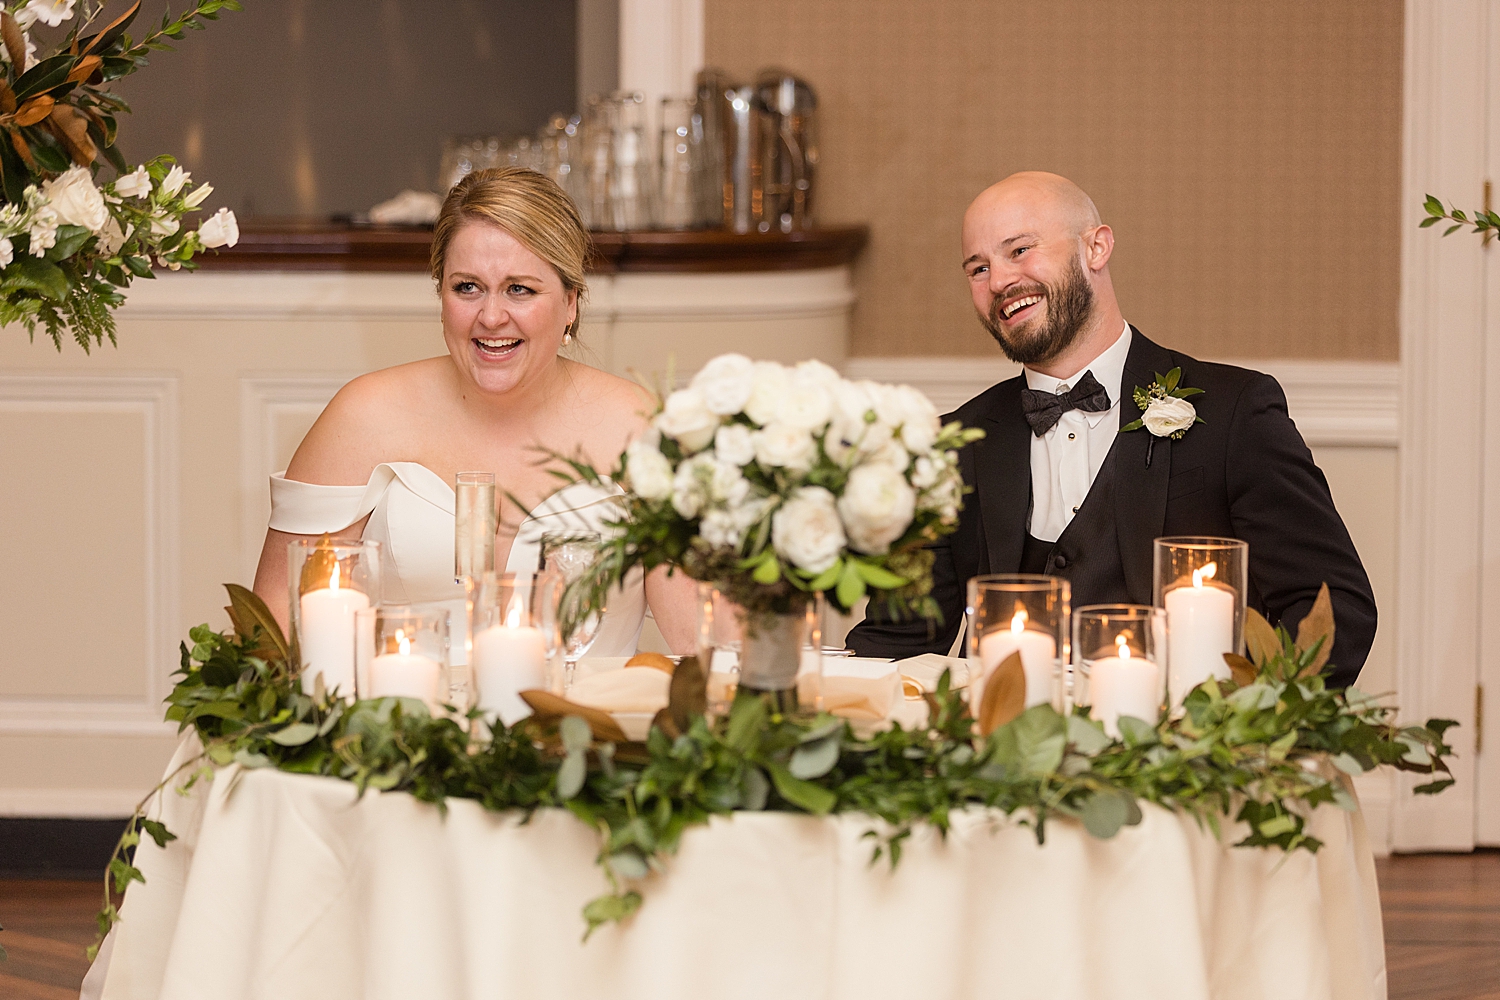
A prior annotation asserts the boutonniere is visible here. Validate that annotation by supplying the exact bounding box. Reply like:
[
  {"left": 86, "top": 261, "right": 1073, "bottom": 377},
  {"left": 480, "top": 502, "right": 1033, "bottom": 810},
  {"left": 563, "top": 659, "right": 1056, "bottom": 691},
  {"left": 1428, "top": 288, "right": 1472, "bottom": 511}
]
[{"left": 1120, "top": 367, "right": 1204, "bottom": 466}]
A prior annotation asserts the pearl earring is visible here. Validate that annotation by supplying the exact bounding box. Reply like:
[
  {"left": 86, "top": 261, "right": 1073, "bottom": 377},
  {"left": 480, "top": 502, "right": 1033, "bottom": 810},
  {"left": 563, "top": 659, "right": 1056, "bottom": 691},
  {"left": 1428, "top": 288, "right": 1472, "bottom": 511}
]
[{"left": 563, "top": 331, "right": 574, "bottom": 345}]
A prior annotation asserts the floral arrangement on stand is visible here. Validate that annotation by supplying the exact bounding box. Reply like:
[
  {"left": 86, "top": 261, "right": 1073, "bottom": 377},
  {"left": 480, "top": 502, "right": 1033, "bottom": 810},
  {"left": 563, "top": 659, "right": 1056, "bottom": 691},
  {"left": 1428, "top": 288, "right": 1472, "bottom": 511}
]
[
  {"left": 559, "top": 354, "right": 983, "bottom": 647},
  {"left": 0, "top": 0, "right": 241, "bottom": 351}
]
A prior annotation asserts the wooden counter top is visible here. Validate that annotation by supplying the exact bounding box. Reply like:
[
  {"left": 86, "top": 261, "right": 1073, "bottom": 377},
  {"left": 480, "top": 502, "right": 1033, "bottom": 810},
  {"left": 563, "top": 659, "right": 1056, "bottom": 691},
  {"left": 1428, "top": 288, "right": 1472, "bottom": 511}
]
[{"left": 196, "top": 220, "right": 869, "bottom": 273}]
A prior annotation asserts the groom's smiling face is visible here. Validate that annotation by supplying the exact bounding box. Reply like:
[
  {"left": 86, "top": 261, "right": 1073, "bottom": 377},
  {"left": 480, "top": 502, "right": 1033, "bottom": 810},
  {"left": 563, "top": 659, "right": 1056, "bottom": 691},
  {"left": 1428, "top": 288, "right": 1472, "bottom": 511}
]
[{"left": 962, "top": 177, "right": 1104, "bottom": 367}]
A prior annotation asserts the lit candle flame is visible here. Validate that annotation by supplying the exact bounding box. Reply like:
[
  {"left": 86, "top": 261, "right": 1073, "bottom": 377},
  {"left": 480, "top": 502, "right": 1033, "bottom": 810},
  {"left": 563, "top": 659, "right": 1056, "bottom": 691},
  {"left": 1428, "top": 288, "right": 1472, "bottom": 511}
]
[
  {"left": 1010, "top": 609, "right": 1028, "bottom": 634},
  {"left": 505, "top": 594, "right": 525, "bottom": 629},
  {"left": 1192, "top": 561, "right": 1218, "bottom": 588},
  {"left": 1116, "top": 633, "right": 1132, "bottom": 661},
  {"left": 329, "top": 559, "right": 341, "bottom": 591},
  {"left": 395, "top": 628, "right": 410, "bottom": 656}
]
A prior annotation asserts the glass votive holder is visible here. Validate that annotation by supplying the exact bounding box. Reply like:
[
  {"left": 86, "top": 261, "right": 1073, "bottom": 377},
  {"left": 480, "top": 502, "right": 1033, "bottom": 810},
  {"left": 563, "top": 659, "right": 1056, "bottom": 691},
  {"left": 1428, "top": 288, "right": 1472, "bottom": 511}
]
[
  {"left": 1074, "top": 605, "right": 1167, "bottom": 739},
  {"left": 357, "top": 605, "right": 450, "bottom": 714},
  {"left": 695, "top": 582, "right": 742, "bottom": 715},
  {"left": 454, "top": 471, "right": 497, "bottom": 584},
  {"left": 288, "top": 536, "right": 381, "bottom": 700},
  {"left": 466, "top": 572, "right": 552, "bottom": 728},
  {"left": 1153, "top": 537, "right": 1249, "bottom": 704},
  {"left": 794, "top": 592, "right": 825, "bottom": 714},
  {"left": 966, "top": 575, "right": 1069, "bottom": 713}
]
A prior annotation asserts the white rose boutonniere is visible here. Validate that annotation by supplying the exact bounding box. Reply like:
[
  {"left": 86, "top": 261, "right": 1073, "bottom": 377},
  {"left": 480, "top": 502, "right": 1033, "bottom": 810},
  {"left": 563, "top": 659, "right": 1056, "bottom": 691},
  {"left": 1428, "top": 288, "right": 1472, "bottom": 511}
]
[{"left": 1120, "top": 367, "right": 1204, "bottom": 465}]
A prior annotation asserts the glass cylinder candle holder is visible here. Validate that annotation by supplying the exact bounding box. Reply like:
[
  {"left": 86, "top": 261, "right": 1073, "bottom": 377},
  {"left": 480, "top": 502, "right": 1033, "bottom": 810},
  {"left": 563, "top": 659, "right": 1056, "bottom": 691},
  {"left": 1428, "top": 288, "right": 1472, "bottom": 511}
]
[
  {"left": 695, "top": 582, "right": 742, "bottom": 715},
  {"left": 1153, "top": 537, "right": 1249, "bottom": 704},
  {"left": 288, "top": 536, "right": 381, "bottom": 700},
  {"left": 454, "top": 471, "right": 497, "bottom": 584},
  {"left": 966, "top": 575, "right": 1070, "bottom": 713},
  {"left": 357, "top": 605, "right": 450, "bottom": 714},
  {"left": 1073, "top": 605, "right": 1167, "bottom": 739},
  {"left": 467, "top": 572, "right": 552, "bottom": 728}
]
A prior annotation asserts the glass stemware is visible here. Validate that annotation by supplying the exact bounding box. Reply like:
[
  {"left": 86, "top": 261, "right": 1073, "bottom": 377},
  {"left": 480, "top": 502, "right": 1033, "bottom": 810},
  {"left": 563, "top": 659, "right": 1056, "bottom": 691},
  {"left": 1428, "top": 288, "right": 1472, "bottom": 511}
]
[{"left": 540, "top": 531, "right": 606, "bottom": 690}]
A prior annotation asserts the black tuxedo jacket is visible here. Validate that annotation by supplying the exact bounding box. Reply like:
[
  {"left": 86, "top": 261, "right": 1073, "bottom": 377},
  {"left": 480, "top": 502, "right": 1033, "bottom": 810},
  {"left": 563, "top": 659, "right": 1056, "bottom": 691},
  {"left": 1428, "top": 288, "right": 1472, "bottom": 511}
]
[{"left": 847, "top": 328, "right": 1377, "bottom": 688}]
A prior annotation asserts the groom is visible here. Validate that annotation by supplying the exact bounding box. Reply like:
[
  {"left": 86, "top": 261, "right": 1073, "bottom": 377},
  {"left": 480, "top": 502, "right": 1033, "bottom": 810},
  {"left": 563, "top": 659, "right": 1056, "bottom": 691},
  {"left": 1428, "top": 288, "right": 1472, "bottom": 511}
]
[{"left": 847, "top": 172, "right": 1377, "bottom": 686}]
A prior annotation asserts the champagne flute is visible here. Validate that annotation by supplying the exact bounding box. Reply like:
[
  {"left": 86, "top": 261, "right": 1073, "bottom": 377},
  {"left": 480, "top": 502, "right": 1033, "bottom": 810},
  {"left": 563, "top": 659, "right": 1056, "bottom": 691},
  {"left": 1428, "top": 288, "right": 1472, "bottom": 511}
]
[{"left": 540, "top": 531, "right": 607, "bottom": 690}]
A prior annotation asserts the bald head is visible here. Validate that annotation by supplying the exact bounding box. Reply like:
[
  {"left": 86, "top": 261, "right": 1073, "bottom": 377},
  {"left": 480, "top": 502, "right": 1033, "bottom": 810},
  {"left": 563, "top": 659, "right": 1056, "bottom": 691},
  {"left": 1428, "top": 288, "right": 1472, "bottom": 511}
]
[{"left": 961, "top": 171, "right": 1123, "bottom": 375}]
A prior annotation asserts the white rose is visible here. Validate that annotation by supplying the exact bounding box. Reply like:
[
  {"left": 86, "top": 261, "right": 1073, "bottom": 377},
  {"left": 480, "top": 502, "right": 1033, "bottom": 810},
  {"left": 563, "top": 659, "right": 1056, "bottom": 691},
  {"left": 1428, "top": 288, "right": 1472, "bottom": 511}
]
[
  {"left": 838, "top": 463, "right": 917, "bottom": 555},
  {"left": 160, "top": 165, "right": 189, "bottom": 198},
  {"left": 41, "top": 166, "right": 109, "bottom": 233},
  {"left": 624, "top": 439, "right": 674, "bottom": 501},
  {"left": 113, "top": 166, "right": 152, "bottom": 200},
  {"left": 20, "top": 0, "right": 75, "bottom": 28},
  {"left": 690, "top": 353, "right": 755, "bottom": 415},
  {"left": 654, "top": 386, "right": 719, "bottom": 453},
  {"left": 772, "top": 486, "right": 847, "bottom": 574},
  {"left": 793, "top": 358, "right": 842, "bottom": 390},
  {"left": 1141, "top": 396, "right": 1197, "bottom": 437},
  {"left": 182, "top": 183, "right": 214, "bottom": 209},
  {"left": 754, "top": 422, "right": 817, "bottom": 474},
  {"left": 893, "top": 385, "right": 940, "bottom": 452},
  {"left": 671, "top": 458, "right": 707, "bottom": 519},
  {"left": 700, "top": 508, "right": 743, "bottom": 549},
  {"left": 27, "top": 207, "right": 57, "bottom": 255},
  {"left": 98, "top": 215, "right": 130, "bottom": 255},
  {"left": 195, "top": 207, "right": 238, "bottom": 248},
  {"left": 713, "top": 423, "right": 756, "bottom": 467},
  {"left": 743, "top": 361, "right": 791, "bottom": 426},
  {"left": 0, "top": 236, "right": 12, "bottom": 267},
  {"left": 910, "top": 455, "right": 940, "bottom": 489},
  {"left": 779, "top": 365, "right": 834, "bottom": 431},
  {"left": 831, "top": 379, "right": 877, "bottom": 429},
  {"left": 862, "top": 436, "right": 911, "bottom": 471}
]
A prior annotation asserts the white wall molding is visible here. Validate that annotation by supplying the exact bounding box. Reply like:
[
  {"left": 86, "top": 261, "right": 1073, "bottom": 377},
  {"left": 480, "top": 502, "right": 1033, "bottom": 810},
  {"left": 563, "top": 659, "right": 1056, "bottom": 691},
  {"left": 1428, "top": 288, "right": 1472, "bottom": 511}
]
[
  {"left": 843, "top": 356, "right": 1400, "bottom": 449},
  {"left": 239, "top": 375, "right": 358, "bottom": 581},
  {"left": 0, "top": 788, "right": 147, "bottom": 818},
  {"left": 618, "top": 0, "right": 704, "bottom": 117},
  {"left": 589, "top": 267, "right": 855, "bottom": 321},
  {"left": 119, "top": 271, "right": 440, "bottom": 322},
  {"left": 1391, "top": 0, "right": 1486, "bottom": 852},
  {"left": 0, "top": 374, "right": 179, "bottom": 737}
]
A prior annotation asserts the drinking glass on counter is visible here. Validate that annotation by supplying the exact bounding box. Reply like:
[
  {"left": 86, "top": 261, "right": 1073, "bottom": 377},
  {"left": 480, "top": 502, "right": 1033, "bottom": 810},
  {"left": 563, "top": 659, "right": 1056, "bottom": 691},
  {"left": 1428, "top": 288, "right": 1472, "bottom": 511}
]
[
  {"left": 1153, "top": 537, "right": 1248, "bottom": 704},
  {"left": 606, "top": 91, "right": 653, "bottom": 230},
  {"left": 454, "top": 471, "right": 497, "bottom": 583},
  {"left": 965, "top": 575, "right": 1070, "bottom": 713},
  {"left": 288, "top": 537, "right": 382, "bottom": 700},
  {"left": 1073, "top": 606, "right": 1167, "bottom": 738},
  {"left": 540, "top": 531, "right": 607, "bottom": 690},
  {"left": 658, "top": 97, "right": 703, "bottom": 229}
]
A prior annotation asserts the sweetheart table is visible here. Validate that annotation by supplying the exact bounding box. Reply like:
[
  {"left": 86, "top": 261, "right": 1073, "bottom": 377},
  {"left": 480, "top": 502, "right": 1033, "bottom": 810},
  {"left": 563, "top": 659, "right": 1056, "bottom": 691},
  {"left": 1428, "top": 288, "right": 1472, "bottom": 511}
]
[{"left": 85, "top": 741, "right": 1387, "bottom": 1000}]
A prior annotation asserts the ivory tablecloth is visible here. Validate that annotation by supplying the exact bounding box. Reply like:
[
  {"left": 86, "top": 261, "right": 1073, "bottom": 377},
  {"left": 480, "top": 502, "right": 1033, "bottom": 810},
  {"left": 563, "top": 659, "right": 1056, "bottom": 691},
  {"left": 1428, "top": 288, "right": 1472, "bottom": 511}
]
[{"left": 89, "top": 743, "right": 1386, "bottom": 1000}]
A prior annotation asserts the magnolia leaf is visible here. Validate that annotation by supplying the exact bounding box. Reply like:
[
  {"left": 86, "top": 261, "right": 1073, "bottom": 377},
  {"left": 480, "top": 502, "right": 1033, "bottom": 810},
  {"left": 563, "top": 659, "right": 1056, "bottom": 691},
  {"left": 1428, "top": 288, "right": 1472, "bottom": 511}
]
[
  {"left": 977, "top": 650, "right": 1026, "bottom": 735},
  {"left": 78, "top": 0, "right": 142, "bottom": 59},
  {"left": 1294, "top": 583, "right": 1335, "bottom": 676},
  {"left": 13, "top": 96, "right": 54, "bottom": 127},
  {"left": 224, "top": 583, "right": 290, "bottom": 662},
  {"left": 48, "top": 103, "right": 97, "bottom": 164},
  {"left": 1223, "top": 652, "right": 1259, "bottom": 688},
  {"left": 0, "top": 13, "right": 23, "bottom": 76},
  {"left": 667, "top": 654, "right": 707, "bottom": 732},
  {"left": 45, "top": 223, "right": 91, "bottom": 261},
  {"left": 0, "top": 77, "right": 13, "bottom": 115},
  {"left": 519, "top": 689, "right": 629, "bottom": 743},
  {"left": 65, "top": 55, "right": 103, "bottom": 85},
  {"left": 649, "top": 706, "right": 679, "bottom": 740},
  {"left": 1243, "top": 607, "right": 1280, "bottom": 668},
  {"left": 8, "top": 128, "right": 36, "bottom": 171}
]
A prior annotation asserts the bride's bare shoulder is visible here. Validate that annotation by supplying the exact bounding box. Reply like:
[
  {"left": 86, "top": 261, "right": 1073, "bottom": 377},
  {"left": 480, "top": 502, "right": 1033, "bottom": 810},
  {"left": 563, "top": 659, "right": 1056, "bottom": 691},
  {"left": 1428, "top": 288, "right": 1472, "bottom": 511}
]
[
  {"left": 562, "top": 360, "right": 657, "bottom": 425},
  {"left": 284, "top": 358, "right": 450, "bottom": 484}
]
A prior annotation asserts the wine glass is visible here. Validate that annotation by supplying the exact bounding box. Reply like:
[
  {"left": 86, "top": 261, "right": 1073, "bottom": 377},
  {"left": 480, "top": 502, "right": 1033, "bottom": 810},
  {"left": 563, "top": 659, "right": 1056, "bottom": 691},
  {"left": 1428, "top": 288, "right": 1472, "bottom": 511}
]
[{"left": 540, "top": 531, "right": 607, "bottom": 690}]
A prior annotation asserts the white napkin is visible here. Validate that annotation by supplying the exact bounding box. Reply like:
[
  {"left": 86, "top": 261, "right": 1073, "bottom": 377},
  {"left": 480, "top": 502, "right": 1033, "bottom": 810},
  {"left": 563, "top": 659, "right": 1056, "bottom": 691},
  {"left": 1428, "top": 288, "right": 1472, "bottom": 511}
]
[
  {"left": 896, "top": 653, "right": 971, "bottom": 694},
  {"left": 567, "top": 668, "right": 670, "bottom": 714},
  {"left": 805, "top": 658, "right": 903, "bottom": 721}
]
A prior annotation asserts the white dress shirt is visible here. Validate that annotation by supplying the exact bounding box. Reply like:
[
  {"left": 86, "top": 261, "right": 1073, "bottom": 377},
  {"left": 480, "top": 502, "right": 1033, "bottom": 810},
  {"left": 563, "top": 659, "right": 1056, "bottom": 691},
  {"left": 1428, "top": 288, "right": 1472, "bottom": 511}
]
[{"left": 1025, "top": 322, "right": 1133, "bottom": 543}]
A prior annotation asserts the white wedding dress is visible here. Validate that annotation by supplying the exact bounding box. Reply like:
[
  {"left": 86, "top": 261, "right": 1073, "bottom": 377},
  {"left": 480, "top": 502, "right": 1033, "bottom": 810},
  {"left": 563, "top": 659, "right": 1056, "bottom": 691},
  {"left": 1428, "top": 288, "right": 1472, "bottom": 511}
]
[{"left": 268, "top": 462, "right": 647, "bottom": 657}]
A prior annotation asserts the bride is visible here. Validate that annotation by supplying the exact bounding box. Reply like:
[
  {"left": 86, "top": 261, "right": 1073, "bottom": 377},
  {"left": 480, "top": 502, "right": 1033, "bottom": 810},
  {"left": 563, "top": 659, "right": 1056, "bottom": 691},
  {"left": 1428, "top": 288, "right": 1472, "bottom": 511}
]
[{"left": 251, "top": 167, "right": 697, "bottom": 654}]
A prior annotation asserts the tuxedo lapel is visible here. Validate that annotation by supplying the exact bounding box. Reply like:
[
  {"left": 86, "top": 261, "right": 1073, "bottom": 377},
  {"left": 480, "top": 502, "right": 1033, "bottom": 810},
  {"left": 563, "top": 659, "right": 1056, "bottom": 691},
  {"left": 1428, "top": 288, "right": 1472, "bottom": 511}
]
[
  {"left": 975, "top": 378, "right": 1032, "bottom": 576},
  {"left": 1114, "top": 328, "right": 1174, "bottom": 602}
]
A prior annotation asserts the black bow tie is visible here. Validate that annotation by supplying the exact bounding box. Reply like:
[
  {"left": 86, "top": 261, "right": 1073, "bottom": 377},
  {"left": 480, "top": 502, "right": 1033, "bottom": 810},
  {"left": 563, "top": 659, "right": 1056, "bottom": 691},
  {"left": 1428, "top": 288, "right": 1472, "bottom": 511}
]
[{"left": 1020, "top": 370, "right": 1112, "bottom": 436}]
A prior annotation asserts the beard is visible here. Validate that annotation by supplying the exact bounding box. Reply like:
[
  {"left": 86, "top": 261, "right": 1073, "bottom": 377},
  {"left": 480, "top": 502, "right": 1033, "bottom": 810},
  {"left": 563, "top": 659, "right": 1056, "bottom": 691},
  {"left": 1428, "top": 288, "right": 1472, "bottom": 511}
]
[{"left": 980, "top": 254, "right": 1096, "bottom": 366}]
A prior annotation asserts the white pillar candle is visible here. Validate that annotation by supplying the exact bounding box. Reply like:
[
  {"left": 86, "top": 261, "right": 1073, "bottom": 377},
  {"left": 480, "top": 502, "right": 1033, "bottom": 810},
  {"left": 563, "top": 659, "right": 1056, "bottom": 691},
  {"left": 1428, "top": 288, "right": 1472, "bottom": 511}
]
[
  {"left": 1089, "top": 636, "right": 1162, "bottom": 738},
  {"left": 298, "top": 563, "right": 369, "bottom": 698},
  {"left": 1164, "top": 562, "right": 1236, "bottom": 703},
  {"left": 369, "top": 630, "right": 443, "bottom": 711},
  {"left": 977, "top": 610, "right": 1058, "bottom": 708},
  {"left": 472, "top": 623, "right": 548, "bottom": 726}
]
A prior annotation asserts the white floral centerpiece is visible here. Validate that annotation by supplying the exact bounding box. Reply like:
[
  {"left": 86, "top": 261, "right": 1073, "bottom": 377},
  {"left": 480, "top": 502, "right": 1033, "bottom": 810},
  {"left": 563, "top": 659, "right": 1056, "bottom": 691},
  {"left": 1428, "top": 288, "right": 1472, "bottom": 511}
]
[
  {"left": 562, "top": 353, "right": 983, "bottom": 696},
  {"left": 0, "top": 0, "right": 241, "bottom": 351}
]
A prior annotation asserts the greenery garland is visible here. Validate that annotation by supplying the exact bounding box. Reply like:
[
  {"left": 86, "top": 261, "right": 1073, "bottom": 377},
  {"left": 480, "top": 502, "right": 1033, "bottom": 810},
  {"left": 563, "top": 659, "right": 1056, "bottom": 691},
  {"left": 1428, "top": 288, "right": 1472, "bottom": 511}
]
[{"left": 81, "top": 584, "right": 1456, "bottom": 956}]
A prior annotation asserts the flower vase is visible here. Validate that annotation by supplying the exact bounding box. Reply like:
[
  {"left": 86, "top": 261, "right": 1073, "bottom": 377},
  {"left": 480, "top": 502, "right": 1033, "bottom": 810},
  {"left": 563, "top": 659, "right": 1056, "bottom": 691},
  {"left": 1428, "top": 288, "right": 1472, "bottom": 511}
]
[{"left": 734, "top": 595, "right": 822, "bottom": 715}]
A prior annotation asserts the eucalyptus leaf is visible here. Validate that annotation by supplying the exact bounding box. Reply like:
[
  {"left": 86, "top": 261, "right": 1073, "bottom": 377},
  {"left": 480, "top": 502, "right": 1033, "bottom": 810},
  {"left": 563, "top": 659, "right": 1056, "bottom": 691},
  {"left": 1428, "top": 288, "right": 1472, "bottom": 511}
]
[
  {"left": 560, "top": 714, "right": 591, "bottom": 754},
  {"left": 607, "top": 848, "right": 650, "bottom": 880},
  {"left": 266, "top": 722, "right": 318, "bottom": 746},
  {"left": 740, "top": 764, "right": 769, "bottom": 810},
  {"left": 789, "top": 734, "right": 840, "bottom": 779},
  {"left": 557, "top": 751, "right": 586, "bottom": 799},
  {"left": 1065, "top": 714, "right": 1111, "bottom": 755},
  {"left": 1081, "top": 791, "right": 1130, "bottom": 838}
]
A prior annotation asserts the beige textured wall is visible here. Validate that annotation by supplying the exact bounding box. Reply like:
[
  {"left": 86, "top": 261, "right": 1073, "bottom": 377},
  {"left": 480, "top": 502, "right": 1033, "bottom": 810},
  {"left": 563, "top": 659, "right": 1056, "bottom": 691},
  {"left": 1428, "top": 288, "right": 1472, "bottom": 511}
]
[{"left": 705, "top": 0, "right": 1404, "bottom": 360}]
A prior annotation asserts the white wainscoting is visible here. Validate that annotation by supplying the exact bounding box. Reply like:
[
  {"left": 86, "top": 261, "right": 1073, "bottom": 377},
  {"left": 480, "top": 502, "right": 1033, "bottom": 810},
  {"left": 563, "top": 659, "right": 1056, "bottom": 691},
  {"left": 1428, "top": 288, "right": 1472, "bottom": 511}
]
[{"left": 0, "top": 374, "right": 179, "bottom": 737}]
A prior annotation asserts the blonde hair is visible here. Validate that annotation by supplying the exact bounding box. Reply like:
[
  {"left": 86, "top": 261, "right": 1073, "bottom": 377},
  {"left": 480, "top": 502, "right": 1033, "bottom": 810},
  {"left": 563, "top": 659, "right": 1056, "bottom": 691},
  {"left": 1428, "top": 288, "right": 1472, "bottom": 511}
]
[{"left": 430, "top": 167, "right": 590, "bottom": 335}]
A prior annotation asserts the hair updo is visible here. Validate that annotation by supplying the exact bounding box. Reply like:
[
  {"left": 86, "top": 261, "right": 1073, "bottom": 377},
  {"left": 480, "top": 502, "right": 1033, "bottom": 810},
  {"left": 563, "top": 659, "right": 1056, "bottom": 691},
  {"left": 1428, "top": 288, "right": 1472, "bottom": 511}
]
[{"left": 429, "top": 166, "right": 590, "bottom": 335}]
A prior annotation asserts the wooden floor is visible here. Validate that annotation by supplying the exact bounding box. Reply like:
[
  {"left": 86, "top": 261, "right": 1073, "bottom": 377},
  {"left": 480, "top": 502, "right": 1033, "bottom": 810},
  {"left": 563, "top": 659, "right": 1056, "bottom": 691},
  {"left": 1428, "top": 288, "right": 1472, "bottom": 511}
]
[{"left": 0, "top": 853, "right": 1496, "bottom": 998}]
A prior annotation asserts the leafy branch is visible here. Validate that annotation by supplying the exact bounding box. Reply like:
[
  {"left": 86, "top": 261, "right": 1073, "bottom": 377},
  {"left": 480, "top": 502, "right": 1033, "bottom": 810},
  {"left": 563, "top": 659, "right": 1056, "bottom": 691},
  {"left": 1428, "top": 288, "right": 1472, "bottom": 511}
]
[{"left": 1421, "top": 193, "right": 1500, "bottom": 238}]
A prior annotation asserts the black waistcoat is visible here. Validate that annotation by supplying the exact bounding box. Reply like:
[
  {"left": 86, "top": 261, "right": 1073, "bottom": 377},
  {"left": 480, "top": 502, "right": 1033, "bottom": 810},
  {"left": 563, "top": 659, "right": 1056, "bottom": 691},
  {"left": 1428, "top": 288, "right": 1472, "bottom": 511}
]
[{"left": 1017, "top": 446, "right": 1132, "bottom": 608}]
